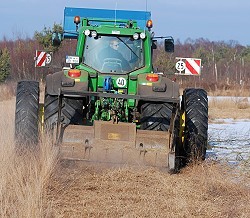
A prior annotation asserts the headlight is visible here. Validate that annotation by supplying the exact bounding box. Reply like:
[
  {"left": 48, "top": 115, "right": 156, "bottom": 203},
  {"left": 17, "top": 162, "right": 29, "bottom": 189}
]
[
  {"left": 84, "top": 29, "right": 90, "bottom": 36},
  {"left": 133, "top": 33, "right": 139, "bottom": 40},
  {"left": 140, "top": 32, "right": 146, "bottom": 39},
  {"left": 91, "top": 31, "right": 97, "bottom": 38}
]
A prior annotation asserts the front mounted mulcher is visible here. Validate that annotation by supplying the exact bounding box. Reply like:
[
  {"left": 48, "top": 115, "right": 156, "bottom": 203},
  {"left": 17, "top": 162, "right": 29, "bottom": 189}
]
[{"left": 14, "top": 80, "right": 208, "bottom": 173}]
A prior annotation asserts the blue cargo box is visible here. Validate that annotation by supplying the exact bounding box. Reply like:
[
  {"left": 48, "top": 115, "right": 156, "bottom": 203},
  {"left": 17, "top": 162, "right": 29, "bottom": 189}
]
[{"left": 63, "top": 7, "right": 151, "bottom": 38}]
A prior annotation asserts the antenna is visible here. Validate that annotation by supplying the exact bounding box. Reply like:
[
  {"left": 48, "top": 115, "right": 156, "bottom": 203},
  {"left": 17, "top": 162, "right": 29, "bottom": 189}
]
[
  {"left": 144, "top": 0, "right": 148, "bottom": 32},
  {"left": 115, "top": 2, "right": 118, "bottom": 26}
]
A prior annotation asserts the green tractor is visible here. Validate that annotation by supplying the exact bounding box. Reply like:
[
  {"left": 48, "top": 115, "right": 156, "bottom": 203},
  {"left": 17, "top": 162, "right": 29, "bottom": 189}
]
[{"left": 14, "top": 8, "right": 208, "bottom": 172}]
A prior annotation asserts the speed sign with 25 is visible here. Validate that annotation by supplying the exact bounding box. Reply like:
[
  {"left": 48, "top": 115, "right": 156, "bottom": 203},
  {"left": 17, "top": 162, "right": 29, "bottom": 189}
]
[
  {"left": 175, "top": 60, "right": 186, "bottom": 72},
  {"left": 46, "top": 53, "right": 52, "bottom": 64}
]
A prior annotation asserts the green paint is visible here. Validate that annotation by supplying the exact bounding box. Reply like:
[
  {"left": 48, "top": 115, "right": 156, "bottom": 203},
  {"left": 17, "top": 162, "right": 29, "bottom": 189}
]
[{"left": 60, "top": 15, "right": 171, "bottom": 123}]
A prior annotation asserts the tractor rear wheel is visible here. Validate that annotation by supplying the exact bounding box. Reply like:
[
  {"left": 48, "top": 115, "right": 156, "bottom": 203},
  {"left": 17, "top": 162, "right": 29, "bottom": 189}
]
[
  {"left": 140, "top": 102, "right": 173, "bottom": 131},
  {"left": 44, "top": 91, "right": 85, "bottom": 130},
  {"left": 183, "top": 88, "right": 208, "bottom": 162},
  {"left": 15, "top": 81, "right": 40, "bottom": 146}
]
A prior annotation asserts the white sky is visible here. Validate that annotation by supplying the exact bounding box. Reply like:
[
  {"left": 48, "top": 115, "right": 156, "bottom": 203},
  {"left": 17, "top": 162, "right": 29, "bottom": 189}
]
[{"left": 0, "top": 0, "right": 250, "bottom": 45}]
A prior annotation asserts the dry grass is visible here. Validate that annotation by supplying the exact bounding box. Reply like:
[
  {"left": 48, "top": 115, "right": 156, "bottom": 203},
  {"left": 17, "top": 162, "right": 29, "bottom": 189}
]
[
  {"left": 209, "top": 97, "right": 250, "bottom": 120},
  {"left": 0, "top": 99, "right": 58, "bottom": 217},
  {"left": 0, "top": 81, "right": 16, "bottom": 101},
  {"left": 45, "top": 162, "right": 250, "bottom": 217},
  {"left": 0, "top": 143, "right": 58, "bottom": 217},
  {"left": 208, "top": 87, "right": 250, "bottom": 97},
  {"left": 0, "top": 87, "right": 250, "bottom": 217}
]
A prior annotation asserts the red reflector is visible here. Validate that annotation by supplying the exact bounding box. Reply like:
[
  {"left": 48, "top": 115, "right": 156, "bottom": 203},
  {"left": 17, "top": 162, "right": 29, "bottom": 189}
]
[
  {"left": 68, "top": 69, "right": 81, "bottom": 78},
  {"left": 146, "top": 73, "right": 159, "bottom": 82}
]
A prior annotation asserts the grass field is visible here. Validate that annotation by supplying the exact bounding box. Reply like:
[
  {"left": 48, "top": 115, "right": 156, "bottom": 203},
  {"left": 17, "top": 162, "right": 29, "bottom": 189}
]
[
  {"left": 0, "top": 85, "right": 249, "bottom": 217},
  {"left": 209, "top": 97, "right": 250, "bottom": 120},
  {"left": 0, "top": 99, "right": 58, "bottom": 217}
]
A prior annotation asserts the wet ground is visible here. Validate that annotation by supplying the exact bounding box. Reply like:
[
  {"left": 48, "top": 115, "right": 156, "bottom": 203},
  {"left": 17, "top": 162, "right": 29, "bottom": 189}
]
[{"left": 208, "top": 119, "right": 250, "bottom": 166}]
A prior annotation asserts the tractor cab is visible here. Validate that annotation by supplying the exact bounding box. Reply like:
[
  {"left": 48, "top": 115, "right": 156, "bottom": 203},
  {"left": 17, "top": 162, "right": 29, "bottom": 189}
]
[
  {"left": 82, "top": 35, "right": 144, "bottom": 74},
  {"left": 52, "top": 8, "right": 174, "bottom": 76}
]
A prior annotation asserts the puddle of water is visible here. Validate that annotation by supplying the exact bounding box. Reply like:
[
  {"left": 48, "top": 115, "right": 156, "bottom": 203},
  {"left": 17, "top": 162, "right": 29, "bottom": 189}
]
[{"left": 207, "top": 119, "right": 250, "bottom": 166}]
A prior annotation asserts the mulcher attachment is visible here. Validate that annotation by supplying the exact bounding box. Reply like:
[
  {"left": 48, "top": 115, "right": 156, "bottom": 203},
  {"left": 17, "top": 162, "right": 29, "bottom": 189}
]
[{"left": 58, "top": 121, "right": 174, "bottom": 169}]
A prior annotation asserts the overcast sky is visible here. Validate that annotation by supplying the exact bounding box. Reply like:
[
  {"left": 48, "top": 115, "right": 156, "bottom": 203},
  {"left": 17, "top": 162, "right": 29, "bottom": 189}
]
[{"left": 0, "top": 0, "right": 250, "bottom": 45}]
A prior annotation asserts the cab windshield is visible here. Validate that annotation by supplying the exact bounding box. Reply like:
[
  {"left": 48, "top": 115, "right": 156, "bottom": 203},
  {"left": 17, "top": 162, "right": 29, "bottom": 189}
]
[{"left": 83, "top": 35, "right": 144, "bottom": 74}]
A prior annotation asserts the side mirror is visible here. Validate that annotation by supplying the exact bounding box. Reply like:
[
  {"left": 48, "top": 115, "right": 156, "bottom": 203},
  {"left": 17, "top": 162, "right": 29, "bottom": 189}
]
[
  {"left": 52, "top": 32, "right": 62, "bottom": 46},
  {"left": 164, "top": 38, "right": 174, "bottom": 53},
  {"left": 152, "top": 40, "right": 157, "bottom": 49}
]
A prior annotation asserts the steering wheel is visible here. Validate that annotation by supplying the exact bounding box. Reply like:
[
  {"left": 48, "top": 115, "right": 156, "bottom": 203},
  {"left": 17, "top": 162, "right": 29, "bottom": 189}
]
[
  {"left": 101, "top": 58, "right": 123, "bottom": 73},
  {"left": 103, "top": 58, "right": 122, "bottom": 64}
]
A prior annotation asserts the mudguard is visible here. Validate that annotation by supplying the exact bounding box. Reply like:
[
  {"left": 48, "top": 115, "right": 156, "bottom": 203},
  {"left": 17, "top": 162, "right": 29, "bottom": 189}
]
[
  {"left": 46, "top": 70, "right": 89, "bottom": 96},
  {"left": 137, "top": 74, "right": 180, "bottom": 102}
]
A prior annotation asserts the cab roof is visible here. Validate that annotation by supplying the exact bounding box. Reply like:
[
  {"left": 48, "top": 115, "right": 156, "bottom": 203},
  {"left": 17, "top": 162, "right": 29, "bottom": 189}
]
[{"left": 64, "top": 7, "right": 151, "bottom": 38}]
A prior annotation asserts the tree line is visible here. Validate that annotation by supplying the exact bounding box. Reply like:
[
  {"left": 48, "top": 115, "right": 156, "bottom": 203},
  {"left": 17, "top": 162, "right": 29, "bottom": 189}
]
[
  {"left": 0, "top": 27, "right": 249, "bottom": 91},
  {"left": 154, "top": 38, "right": 250, "bottom": 91}
]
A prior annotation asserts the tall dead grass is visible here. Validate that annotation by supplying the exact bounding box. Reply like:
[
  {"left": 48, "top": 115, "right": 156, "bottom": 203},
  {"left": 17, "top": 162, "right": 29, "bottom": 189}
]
[
  {"left": 0, "top": 99, "right": 58, "bottom": 217},
  {"left": 1, "top": 85, "right": 250, "bottom": 217},
  {"left": 208, "top": 87, "right": 250, "bottom": 97},
  {"left": 209, "top": 97, "right": 250, "bottom": 120},
  {"left": 0, "top": 81, "right": 16, "bottom": 102}
]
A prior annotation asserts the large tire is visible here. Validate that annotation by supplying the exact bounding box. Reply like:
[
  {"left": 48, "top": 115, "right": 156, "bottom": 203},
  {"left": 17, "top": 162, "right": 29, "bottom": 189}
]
[
  {"left": 15, "top": 81, "right": 40, "bottom": 145},
  {"left": 183, "top": 88, "right": 208, "bottom": 161},
  {"left": 44, "top": 91, "right": 85, "bottom": 130},
  {"left": 140, "top": 102, "right": 173, "bottom": 131}
]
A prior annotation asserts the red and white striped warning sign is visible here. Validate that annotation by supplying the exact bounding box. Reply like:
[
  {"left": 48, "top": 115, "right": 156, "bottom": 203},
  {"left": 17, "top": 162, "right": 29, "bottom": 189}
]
[
  {"left": 185, "top": 58, "right": 201, "bottom": 75},
  {"left": 175, "top": 58, "right": 202, "bottom": 75},
  {"left": 35, "top": 50, "right": 47, "bottom": 67}
]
